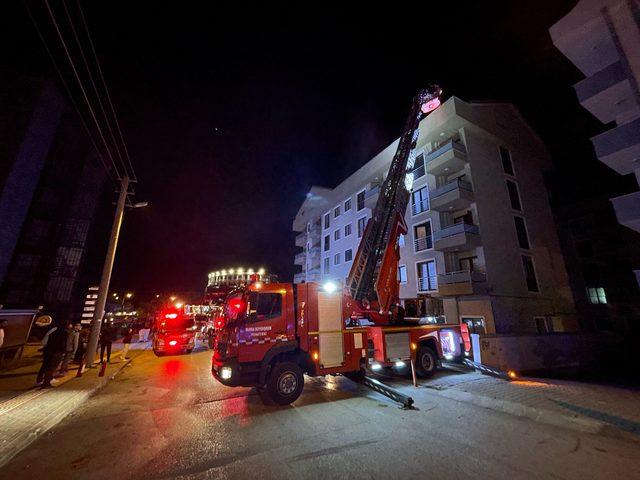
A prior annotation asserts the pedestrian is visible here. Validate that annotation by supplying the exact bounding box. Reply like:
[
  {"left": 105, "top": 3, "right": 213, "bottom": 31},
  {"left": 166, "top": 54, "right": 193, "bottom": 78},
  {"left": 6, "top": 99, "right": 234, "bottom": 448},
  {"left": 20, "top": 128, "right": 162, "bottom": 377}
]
[
  {"left": 36, "top": 320, "right": 69, "bottom": 388},
  {"left": 58, "top": 323, "right": 80, "bottom": 376},
  {"left": 99, "top": 321, "right": 115, "bottom": 363},
  {"left": 0, "top": 319, "right": 7, "bottom": 349},
  {"left": 120, "top": 327, "right": 133, "bottom": 361}
]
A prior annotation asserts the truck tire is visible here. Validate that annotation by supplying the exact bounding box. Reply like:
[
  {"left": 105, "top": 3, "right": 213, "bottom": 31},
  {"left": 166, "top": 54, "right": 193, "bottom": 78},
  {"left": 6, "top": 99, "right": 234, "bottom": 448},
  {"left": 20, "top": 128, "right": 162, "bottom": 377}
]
[
  {"left": 415, "top": 346, "right": 437, "bottom": 378},
  {"left": 265, "top": 361, "right": 304, "bottom": 405}
]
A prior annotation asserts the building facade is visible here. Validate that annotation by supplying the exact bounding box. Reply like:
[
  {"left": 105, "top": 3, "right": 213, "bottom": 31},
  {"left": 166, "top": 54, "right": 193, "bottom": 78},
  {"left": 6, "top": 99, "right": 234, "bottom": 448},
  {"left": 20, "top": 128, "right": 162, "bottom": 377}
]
[
  {"left": 550, "top": 0, "right": 640, "bottom": 236},
  {"left": 293, "top": 96, "right": 576, "bottom": 335}
]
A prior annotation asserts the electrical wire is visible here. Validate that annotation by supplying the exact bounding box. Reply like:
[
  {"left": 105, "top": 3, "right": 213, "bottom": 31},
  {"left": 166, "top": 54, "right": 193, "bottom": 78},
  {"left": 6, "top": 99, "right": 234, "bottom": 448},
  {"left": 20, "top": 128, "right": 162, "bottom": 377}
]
[{"left": 22, "top": 0, "right": 117, "bottom": 184}]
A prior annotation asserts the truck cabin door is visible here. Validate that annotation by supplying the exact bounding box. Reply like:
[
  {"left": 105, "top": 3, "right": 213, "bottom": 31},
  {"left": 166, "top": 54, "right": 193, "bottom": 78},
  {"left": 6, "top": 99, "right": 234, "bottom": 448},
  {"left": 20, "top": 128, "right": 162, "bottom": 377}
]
[{"left": 238, "top": 290, "right": 286, "bottom": 363}]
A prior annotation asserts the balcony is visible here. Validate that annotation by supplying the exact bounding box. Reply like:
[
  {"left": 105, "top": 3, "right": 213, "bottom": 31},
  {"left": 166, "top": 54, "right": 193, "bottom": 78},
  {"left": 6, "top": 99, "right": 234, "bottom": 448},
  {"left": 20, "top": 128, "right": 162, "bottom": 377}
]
[
  {"left": 429, "top": 178, "right": 473, "bottom": 212},
  {"left": 591, "top": 116, "right": 640, "bottom": 175},
  {"left": 611, "top": 191, "right": 640, "bottom": 234},
  {"left": 294, "top": 252, "right": 306, "bottom": 265},
  {"left": 295, "top": 232, "right": 306, "bottom": 248},
  {"left": 435, "top": 270, "right": 487, "bottom": 297},
  {"left": 293, "top": 272, "right": 306, "bottom": 284},
  {"left": 414, "top": 235, "right": 433, "bottom": 252},
  {"left": 417, "top": 275, "right": 438, "bottom": 293},
  {"left": 424, "top": 139, "right": 467, "bottom": 176},
  {"left": 434, "top": 223, "right": 481, "bottom": 252}
]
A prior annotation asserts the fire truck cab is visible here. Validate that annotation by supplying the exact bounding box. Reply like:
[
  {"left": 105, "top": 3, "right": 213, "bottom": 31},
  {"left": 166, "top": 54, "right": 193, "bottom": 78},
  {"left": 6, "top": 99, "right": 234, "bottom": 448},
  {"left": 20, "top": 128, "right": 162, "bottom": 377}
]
[{"left": 153, "top": 307, "right": 198, "bottom": 356}]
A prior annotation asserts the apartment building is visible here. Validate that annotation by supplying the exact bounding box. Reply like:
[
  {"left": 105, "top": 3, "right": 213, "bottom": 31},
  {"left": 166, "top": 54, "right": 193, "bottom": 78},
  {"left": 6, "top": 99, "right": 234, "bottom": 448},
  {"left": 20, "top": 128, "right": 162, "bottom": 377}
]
[
  {"left": 550, "top": 0, "right": 640, "bottom": 238},
  {"left": 293, "top": 96, "right": 576, "bottom": 335}
]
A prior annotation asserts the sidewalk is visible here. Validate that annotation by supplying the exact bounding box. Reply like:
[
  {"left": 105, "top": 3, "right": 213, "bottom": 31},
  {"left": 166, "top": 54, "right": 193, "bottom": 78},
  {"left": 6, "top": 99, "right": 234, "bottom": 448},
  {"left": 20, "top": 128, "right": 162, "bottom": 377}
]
[
  {"left": 419, "top": 371, "right": 640, "bottom": 438},
  {"left": 0, "top": 341, "right": 150, "bottom": 468}
]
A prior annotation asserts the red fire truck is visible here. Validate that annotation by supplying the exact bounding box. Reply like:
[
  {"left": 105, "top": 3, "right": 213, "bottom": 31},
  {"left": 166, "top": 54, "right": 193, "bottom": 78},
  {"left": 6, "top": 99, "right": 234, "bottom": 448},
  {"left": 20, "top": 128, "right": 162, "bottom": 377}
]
[
  {"left": 153, "top": 306, "right": 198, "bottom": 356},
  {"left": 212, "top": 86, "right": 468, "bottom": 405}
]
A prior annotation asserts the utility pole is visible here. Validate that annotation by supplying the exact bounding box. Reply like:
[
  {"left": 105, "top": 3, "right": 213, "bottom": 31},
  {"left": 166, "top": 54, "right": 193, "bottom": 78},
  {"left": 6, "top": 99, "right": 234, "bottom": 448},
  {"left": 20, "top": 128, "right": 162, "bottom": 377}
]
[{"left": 85, "top": 176, "right": 129, "bottom": 366}]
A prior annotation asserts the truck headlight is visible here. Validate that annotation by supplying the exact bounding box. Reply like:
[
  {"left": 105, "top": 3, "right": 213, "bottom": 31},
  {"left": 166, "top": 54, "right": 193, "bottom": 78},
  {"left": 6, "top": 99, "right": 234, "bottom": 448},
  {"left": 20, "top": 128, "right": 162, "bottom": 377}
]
[{"left": 220, "top": 367, "right": 232, "bottom": 380}]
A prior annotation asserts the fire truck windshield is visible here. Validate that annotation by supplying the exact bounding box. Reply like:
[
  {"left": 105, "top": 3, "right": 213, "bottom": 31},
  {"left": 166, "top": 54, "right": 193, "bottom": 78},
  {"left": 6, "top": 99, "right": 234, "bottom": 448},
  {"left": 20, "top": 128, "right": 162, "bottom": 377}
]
[{"left": 159, "top": 316, "right": 196, "bottom": 332}]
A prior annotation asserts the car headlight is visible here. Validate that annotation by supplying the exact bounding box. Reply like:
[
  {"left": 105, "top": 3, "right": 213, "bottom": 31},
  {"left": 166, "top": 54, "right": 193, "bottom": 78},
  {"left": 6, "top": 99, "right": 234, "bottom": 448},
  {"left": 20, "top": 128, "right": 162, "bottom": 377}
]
[{"left": 220, "top": 367, "right": 232, "bottom": 380}]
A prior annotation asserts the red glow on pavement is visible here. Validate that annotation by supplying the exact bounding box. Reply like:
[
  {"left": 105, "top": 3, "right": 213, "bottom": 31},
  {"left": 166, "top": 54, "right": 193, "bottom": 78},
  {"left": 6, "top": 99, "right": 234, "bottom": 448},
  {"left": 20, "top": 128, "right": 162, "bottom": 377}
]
[{"left": 162, "top": 359, "right": 184, "bottom": 377}]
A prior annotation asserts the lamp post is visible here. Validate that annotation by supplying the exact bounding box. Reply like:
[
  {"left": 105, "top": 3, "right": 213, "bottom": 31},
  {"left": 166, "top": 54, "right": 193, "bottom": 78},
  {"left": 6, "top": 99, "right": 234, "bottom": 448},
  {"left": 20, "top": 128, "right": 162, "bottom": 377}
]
[{"left": 84, "top": 177, "right": 147, "bottom": 367}]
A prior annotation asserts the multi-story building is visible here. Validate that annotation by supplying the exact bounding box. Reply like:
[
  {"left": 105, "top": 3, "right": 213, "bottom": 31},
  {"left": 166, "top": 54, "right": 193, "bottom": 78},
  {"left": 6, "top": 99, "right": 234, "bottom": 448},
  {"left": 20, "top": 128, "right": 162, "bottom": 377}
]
[
  {"left": 0, "top": 74, "right": 107, "bottom": 321},
  {"left": 293, "top": 96, "right": 576, "bottom": 335},
  {"left": 550, "top": 0, "right": 640, "bottom": 241}
]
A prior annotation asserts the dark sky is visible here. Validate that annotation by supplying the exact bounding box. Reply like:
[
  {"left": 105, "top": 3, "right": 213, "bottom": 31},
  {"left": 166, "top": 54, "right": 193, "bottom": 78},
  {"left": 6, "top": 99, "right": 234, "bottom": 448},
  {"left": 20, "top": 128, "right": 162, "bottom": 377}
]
[{"left": 6, "top": 1, "right": 636, "bottom": 293}]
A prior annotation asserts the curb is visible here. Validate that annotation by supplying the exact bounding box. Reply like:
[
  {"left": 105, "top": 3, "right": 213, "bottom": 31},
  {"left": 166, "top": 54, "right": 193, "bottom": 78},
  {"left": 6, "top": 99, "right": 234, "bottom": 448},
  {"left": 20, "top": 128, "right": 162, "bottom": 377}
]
[
  {"left": 432, "top": 387, "right": 609, "bottom": 435},
  {"left": 0, "top": 357, "right": 132, "bottom": 469}
]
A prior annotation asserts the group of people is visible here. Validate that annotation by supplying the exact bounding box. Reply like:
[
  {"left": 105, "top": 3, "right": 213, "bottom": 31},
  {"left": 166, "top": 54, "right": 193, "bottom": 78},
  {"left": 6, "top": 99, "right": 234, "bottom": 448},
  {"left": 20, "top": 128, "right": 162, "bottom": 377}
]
[{"left": 35, "top": 320, "right": 134, "bottom": 388}]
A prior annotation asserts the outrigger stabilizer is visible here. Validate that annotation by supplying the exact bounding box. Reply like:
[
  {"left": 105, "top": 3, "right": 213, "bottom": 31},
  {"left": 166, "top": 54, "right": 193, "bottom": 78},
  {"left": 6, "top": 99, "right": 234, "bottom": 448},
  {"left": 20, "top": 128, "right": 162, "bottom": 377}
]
[{"left": 345, "top": 372, "right": 415, "bottom": 409}]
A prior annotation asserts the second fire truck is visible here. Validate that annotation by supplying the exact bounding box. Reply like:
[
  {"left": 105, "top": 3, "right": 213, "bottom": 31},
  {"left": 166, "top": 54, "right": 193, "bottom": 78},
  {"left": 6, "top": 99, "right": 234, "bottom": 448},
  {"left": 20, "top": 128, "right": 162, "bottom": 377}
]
[{"left": 212, "top": 86, "right": 468, "bottom": 405}]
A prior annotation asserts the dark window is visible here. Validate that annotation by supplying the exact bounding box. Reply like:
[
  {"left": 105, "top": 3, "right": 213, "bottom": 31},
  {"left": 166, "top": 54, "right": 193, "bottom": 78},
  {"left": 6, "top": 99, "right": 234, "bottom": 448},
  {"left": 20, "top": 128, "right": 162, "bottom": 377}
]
[
  {"left": 334, "top": 206, "right": 340, "bottom": 218},
  {"left": 522, "top": 255, "right": 539, "bottom": 292},
  {"left": 500, "top": 146, "right": 514, "bottom": 175},
  {"left": 324, "top": 213, "right": 330, "bottom": 229},
  {"left": 535, "top": 317, "right": 554, "bottom": 333},
  {"left": 345, "top": 249, "right": 353, "bottom": 262},
  {"left": 344, "top": 198, "right": 352, "bottom": 211},
  {"left": 323, "top": 257, "right": 330, "bottom": 274},
  {"left": 334, "top": 229, "right": 340, "bottom": 241},
  {"left": 357, "top": 217, "right": 367, "bottom": 237},
  {"left": 357, "top": 190, "right": 366, "bottom": 211},
  {"left": 459, "top": 256, "right": 477, "bottom": 271},
  {"left": 411, "top": 186, "right": 429, "bottom": 215},
  {"left": 506, "top": 180, "right": 522, "bottom": 211},
  {"left": 248, "top": 292, "right": 282, "bottom": 321},
  {"left": 513, "top": 216, "right": 530, "bottom": 249},
  {"left": 412, "top": 153, "right": 426, "bottom": 180},
  {"left": 344, "top": 224, "right": 352, "bottom": 236},
  {"left": 334, "top": 253, "right": 340, "bottom": 265},
  {"left": 324, "top": 234, "right": 330, "bottom": 251}
]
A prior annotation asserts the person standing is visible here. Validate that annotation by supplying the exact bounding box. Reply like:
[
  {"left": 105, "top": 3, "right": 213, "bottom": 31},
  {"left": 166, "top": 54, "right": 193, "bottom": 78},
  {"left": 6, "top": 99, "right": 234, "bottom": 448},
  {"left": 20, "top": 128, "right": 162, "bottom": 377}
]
[
  {"left": 0, "top": 319, "right": 7, "bottom": 348},
  {"left": 37, "top": 321, "right": 69, "bottom": 388},
  {"left": 58, "top": 323, "right": 80, "bottom": 376},
  {"left": 120, "top": 327, "right": 133, "bottom": 361},
  {"left": 99, "top": 321, "right": 115, "bottom": 363}
]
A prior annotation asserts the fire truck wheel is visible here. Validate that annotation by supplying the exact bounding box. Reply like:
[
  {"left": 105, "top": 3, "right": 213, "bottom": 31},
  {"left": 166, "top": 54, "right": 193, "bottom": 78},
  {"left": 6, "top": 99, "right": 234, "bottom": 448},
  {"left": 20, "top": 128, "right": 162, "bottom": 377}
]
[
  {"left": 266, "top": 362, "right": 304, "bottom": 405},
  {"left": 415, "top": 346, "right": 437, "bottom": 378}
]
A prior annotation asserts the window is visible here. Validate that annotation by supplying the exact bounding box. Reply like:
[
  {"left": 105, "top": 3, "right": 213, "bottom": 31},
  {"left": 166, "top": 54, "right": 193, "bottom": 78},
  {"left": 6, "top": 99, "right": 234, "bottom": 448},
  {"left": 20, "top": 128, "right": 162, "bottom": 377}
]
[
  {"left": 344, "top": 223, "right": 352, "bottom": 236},
  {"left": 417, "top": 260, "right": 437, "bottom": 291},
  {"left": 459, "top": 256, "right": 477, "bottom": 272},
  {"left": 323, "top": 257, "right": 330, "bottom": 274},
  {"left": 324, "top": 234, "right": 330, "bottom": 251},
  {"left": 521, "top": 255, "right": 539, "bottom": 292},
  {"left": 334, "top": 253, "right": 341, "bottom": 265},
  {"left": 306, "top": 223, "right": 311, "bottom": 233},
  {"left": 334, "top": 206, "right": 340, "bottom": 218},
  {"left": 334, "top": 229, "right": 341, "bottom": 241},
  {"left": 398, "top": 265, "right": 407, "bottom": 283},
  {"left": 412, "top": 153, "right": 426, "bottom": 180},
  {"left": 587, "top": 287, "right": 607, "bottom": 305},
  {"left": 413, "top": 221, "right": 433, "bottom": 251},
  {"left": 345, "top": 249, "right": 353, "bottom": 262},
  {"left": 324, "top": 213, "right": 330, "bottom": 230},
  {"left": 506, "top": 180, "right": 522, "bottom": 212},
  {"left": 248, "top": 292, "right": 282, "bottom": 321},
  {"left": 357, "top": 190, "right": 366, "bottom": 211},
  {"left": 513, "top": 216, "right": 530, "bottom": 250},
  {"left": 535, "top": 316, "right": 554, "bottom": 334},
  {"left": 411, "top": 186, "right": 429, "bottom": 215},
  {"left": 357, "top": 216, "right": 367, "bottom": 238},
  {"left": 344, "top": 198, "right": 352, "bottom": 211},
  {"left": 500, "top": 145, "right": 514, "bottom": 175},
  {"left": 398, "top": 234, "right": 405, "bottom": 247}
]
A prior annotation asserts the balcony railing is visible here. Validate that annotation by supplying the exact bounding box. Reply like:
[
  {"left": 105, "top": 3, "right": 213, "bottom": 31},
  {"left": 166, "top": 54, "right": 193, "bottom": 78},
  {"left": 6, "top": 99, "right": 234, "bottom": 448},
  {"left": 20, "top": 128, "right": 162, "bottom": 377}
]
[
  {"left": 434, "top": 223, "right": 479, "bottom": 241},
  {"left": 424, "top": 139, "right": 467, "bottom": 165},
  {"left": 437, "top": 269, "right": 486, "bottom": 285},
  {"left": 430, "top": 178, "right": 473, "bottom": 199},
  {"left": 411, "top": 199, "right": 430, "bottom": 215},
  {"left": 414, "top": 235, "right": 433, "bottom": 252},
  {"left": 294, "top": 252, "right": 306, "bottom": 265},
  {"left": 295, "top": 232, "right": 306, "bottom": 247},
  {"left": 417, "top": 275, "right": 438, "bottom": 292}
]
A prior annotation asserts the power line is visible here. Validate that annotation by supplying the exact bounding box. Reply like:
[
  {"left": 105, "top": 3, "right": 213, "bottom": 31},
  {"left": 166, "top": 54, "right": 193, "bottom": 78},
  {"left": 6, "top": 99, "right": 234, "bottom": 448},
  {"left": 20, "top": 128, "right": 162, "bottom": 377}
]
[
  {"left": 60, "top": 0, "right": 130, "bottom": 179},
  {"left": 75, "top": 0, "right": 138, "bottom": 182},
  {"left": 43, "top": 0, "right": 123, "bottom": 179},
  {"left": 22, "top": 0, "right": 117, "bottom": 183}
]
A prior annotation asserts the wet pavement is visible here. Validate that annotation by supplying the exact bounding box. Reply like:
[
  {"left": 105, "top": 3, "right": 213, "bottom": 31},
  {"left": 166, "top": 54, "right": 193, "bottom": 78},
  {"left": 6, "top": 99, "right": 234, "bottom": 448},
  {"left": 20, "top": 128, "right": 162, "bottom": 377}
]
[{"left": 1, "top": 348, "right": 639, "bottom": 479}]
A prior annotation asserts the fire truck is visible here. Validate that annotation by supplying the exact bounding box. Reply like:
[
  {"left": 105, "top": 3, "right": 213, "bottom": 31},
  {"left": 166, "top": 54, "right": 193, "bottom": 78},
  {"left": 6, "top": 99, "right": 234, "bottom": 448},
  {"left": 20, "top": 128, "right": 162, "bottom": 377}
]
[{"left": 212, "top": 86, "right": 468, "bottom": 405}]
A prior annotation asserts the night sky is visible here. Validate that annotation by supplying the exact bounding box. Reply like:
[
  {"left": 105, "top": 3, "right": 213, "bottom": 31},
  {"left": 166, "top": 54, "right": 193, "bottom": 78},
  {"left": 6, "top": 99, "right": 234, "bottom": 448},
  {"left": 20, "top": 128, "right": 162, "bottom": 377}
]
[{"left": 5, "top": 1, "right": 636, "bottom": 294}]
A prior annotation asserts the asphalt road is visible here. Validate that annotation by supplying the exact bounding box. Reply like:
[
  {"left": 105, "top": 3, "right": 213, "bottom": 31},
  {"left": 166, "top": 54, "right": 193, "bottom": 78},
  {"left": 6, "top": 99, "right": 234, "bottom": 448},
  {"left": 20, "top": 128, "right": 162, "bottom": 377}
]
[{"left": 2, "top": 348, "right": 639, "bottom": 480}]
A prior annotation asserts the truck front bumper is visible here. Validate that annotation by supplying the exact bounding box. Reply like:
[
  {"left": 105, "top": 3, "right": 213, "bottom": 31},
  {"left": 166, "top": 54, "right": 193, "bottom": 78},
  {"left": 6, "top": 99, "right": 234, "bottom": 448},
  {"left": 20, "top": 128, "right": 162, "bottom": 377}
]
[{"left": 211, "top": 357, "right": 260, "bottom": 388}]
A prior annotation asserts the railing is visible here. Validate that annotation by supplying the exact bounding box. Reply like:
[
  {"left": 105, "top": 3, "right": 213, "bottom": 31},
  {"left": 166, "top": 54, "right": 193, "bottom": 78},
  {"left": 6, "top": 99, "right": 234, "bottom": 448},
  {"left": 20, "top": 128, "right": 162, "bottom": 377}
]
[
  {"left": 295, "top": 232, "right": 306, "bottom": 244},
  {"left": 294, "top": 252, "right": 306, "bottom": 264},
  {"left": 411, "top": 198, "right": 430, "bottom": 215},
  {"left": 430, "top": 178, "right": 473, "bottom": 199},
  {"left": 437, "top": 269, "right": 486, "bottom": 285},
  {"left": 434, "top": 223, "right": 479, "bottom": 241},
  {"left": 414, "top": 235, "right": 433, "bottom": 252},
  {"left": 417, "top": 276, "right": 438, "bottom": 292},
  {"left": 424, "top": 139, "right": 467, "bottom": 164}
]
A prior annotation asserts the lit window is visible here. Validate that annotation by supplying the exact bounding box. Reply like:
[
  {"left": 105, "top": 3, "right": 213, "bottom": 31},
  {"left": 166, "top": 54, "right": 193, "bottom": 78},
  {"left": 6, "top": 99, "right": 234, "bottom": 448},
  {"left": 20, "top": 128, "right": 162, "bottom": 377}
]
[
  {"left": 587, "top": 287, "right": 607, "bottom": 304},
  {"left": 398, "top": 234, "right": 405, "bottom": 247},
  {"left": 398, "top": 265, "right": 407, "bottom": 283},
  {"left": 411, "top": 186, "right": 429, "bottom": 215}
]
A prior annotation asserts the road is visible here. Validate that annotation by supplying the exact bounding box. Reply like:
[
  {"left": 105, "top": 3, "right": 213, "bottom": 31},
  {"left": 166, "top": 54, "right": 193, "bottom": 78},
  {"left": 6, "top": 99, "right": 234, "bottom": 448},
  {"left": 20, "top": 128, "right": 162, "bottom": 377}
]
[{"left": 2, "top": 347, "right": 638, "bottom": 480}]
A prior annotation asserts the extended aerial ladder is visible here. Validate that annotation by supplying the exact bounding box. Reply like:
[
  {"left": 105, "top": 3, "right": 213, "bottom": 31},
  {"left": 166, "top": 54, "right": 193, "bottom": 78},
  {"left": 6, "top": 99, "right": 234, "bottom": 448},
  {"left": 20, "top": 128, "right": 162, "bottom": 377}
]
[{"left": 346, "top": 86, "right": 442, "bottom": 321}]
